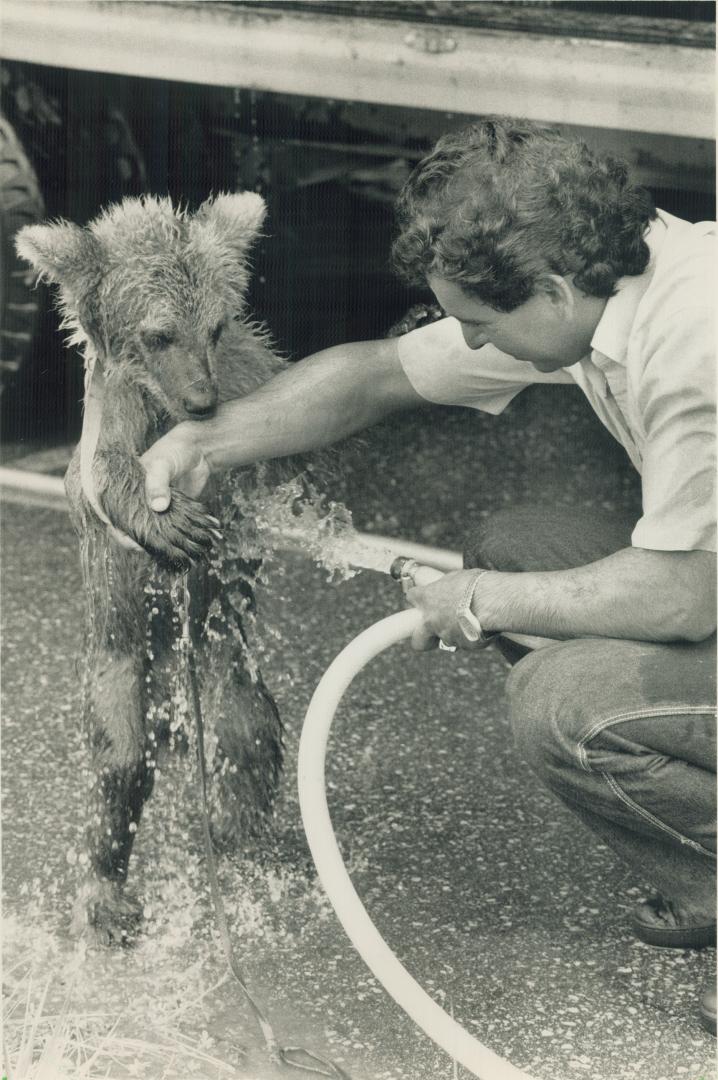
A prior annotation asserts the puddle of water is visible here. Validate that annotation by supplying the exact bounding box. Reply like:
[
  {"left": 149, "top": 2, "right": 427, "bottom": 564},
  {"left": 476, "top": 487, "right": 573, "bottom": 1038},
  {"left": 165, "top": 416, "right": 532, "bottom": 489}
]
[
  {"left": 3, "top": 745, "right": 347, "bottom": 1080},
  {"left": 4, "top": 479, "right": 386, "bottom": 1080}
]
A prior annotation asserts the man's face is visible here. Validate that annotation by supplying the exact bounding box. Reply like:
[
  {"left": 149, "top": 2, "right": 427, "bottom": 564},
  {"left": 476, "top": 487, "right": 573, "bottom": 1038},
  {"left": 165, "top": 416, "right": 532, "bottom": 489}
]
[{"left": 427, "top": 275, "right": 596, "bottom": 371}]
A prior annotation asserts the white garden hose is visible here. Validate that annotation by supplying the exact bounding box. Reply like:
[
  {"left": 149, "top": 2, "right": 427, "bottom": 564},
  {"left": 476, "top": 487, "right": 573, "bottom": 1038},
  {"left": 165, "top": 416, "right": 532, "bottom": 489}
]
[{"left": 298, "top": 565, "right": 537, "bottom": 1080}]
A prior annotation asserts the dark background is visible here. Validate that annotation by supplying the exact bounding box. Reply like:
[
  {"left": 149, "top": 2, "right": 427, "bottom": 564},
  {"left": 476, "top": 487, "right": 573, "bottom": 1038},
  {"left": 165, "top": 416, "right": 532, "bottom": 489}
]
[{"left": 1, "top": 0, "right": 715, "bottom": 442}]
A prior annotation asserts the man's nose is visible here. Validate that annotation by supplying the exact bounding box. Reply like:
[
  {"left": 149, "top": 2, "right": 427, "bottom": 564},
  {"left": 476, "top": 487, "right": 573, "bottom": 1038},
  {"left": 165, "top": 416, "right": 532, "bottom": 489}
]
[
  {"left": 183, "top": 380, "right": 217, "bottom": 418},
  {"left": 460, "top": 325, "right": 490, "bottom": 350}
]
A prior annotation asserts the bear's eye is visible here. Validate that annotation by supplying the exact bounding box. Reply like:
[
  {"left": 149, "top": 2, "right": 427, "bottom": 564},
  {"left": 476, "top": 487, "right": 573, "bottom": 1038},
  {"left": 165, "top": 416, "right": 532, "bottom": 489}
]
[
  {"left": 210, "top": 322, "right": 225, "bottom": 347},
  {"left": 142, "top": 330, "right": 174, "bottom": 351}
]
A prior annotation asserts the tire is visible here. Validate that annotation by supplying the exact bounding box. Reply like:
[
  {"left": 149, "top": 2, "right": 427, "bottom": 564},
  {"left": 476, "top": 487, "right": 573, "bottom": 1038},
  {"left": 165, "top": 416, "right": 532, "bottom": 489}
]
[{"left": 0, "top": 115, "right": 45, "bottom": 394}]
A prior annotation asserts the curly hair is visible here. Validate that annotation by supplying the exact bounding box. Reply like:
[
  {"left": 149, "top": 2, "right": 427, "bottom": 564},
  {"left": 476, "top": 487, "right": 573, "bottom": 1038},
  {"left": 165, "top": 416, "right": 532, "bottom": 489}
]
[{"left": 392, "top": 117, "right": 656, "bottom": 312}]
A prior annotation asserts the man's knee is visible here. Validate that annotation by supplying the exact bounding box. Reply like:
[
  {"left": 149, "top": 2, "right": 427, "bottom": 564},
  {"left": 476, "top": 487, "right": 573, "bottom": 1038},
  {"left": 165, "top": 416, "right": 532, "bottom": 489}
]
[
  {"left": 506, "top": 640, "right": 598, "bottom": 779},
  {"left": 508, "top": 634, "right": 718, "bottom": 776},
  {"left": 464, "top": 504, "right": 636, "bottom": 573},
  {"left": 464, "top": 507, "right": 537, "bottom": 571}
]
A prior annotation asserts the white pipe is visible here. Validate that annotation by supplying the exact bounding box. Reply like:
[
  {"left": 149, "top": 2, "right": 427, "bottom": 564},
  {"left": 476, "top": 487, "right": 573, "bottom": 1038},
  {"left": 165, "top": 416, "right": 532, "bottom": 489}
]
[
  {"left": 0, "top": 474, "right": 459, "bottom": 567},
  {"left": 0, "top": 469, "right": 552, "bottom": 651},
  {"left": 0, "top": 467, "right": 66, "bottom": 498},
  {"left": 298, "top": 597, "right": 538, "bottom": 1080}
]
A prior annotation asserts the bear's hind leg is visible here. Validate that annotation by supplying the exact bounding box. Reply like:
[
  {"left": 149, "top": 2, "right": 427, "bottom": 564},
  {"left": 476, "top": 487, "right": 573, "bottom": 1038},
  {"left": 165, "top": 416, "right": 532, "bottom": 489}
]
[
  {"left": 73, "top": 650, "right": 155, "bottom": 945},
  {"left": 201, "top": 641, "right": 283, "bottom": 851}
]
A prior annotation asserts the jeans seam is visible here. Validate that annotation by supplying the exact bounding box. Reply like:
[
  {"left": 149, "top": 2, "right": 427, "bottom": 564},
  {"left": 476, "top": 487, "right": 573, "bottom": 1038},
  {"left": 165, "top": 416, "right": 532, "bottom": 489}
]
[
  {"left": 600, "top": 769, "right": 717, "bottom": 860},
  {"left": 577, "top": 704, "right": 717, "bottom": 773}
]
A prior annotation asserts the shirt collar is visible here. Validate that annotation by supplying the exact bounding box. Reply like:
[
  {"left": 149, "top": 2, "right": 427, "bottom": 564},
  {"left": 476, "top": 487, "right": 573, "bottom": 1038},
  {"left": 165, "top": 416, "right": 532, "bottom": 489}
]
[{"left": 589, "top": 211, "right": 670, "bottom": 368}]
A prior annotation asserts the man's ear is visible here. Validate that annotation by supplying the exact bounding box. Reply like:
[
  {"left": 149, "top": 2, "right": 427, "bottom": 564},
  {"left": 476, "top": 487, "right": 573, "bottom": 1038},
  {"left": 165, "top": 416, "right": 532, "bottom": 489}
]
[
  {"left": 538, "top": 273, "right": 575, "bottom": 318},
  {"left": 189, "top": 192, "right": 267, "bottom": 262},
  {"left": 15, "top": 220, "right": 102, "bottom": 289}
]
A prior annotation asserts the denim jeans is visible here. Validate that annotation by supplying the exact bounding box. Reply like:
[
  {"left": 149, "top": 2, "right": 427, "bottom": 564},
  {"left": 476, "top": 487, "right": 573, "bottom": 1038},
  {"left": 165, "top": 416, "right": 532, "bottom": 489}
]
[{"left": 465, "top": 505, "right": 717, "bottom": 911}]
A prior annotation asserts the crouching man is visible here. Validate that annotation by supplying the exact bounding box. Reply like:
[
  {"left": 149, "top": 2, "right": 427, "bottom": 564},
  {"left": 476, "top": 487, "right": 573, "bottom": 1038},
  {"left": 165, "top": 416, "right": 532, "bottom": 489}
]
[{"left": 132, "top": 119, "right": 717, "bottom": 1031}]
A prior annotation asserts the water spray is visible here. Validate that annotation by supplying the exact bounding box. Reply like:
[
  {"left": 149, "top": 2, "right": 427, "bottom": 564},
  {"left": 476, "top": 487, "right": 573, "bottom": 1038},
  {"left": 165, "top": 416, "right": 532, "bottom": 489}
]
[
  {"left": 24, "top": 401, "right": 544, "bottom": 1076},
  {"left": 298, "top": 557, "right": 540, "bottom": 1080},
  {"left": 179, "top": 577, "right": 351, "bottom": 1080}
]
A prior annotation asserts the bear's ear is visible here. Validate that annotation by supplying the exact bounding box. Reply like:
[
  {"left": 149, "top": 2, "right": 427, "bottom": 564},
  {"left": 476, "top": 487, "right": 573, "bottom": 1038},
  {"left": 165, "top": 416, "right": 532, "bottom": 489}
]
[
  {"left": 190, "top": 192, "right": 267, "bottom": 260},
  {"left": 15, "top": 221, "right": 101, "bottom": 288}
]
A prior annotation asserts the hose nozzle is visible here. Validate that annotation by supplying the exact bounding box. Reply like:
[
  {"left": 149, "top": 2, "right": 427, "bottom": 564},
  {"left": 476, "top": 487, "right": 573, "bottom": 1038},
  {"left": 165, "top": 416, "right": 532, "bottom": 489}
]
[
  {"left": 390, "top": 556, "right": 418, "bottom": 582},
  {"left": 390, "top": 556, "right": 445, "bottom": 588}
]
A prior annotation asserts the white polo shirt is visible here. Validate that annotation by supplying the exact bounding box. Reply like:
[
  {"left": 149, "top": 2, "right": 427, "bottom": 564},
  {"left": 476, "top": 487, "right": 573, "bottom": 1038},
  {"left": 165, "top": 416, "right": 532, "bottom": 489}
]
[{"left": 397, "top": 210, "right": 716, "bottom": 554}]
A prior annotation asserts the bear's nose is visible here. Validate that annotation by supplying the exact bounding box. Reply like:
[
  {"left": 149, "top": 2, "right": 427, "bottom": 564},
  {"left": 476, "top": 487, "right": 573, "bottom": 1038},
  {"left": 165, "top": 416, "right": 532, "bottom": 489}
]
[{"left": 183, "top": 383, "right": 217, "bottom": 418}]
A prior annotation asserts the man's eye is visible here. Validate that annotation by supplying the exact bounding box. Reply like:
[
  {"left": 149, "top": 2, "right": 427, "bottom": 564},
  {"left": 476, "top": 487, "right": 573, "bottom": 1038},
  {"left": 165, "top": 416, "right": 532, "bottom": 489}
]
[{"left": 143, "top": 331, "right": 173, "bottom": 350}]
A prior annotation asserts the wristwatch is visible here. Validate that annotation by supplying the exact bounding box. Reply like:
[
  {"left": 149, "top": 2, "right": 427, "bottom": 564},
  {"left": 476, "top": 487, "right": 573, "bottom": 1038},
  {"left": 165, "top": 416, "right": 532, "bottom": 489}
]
[{"left": 456, "top": 570, "right": 496, "bottom": 645}]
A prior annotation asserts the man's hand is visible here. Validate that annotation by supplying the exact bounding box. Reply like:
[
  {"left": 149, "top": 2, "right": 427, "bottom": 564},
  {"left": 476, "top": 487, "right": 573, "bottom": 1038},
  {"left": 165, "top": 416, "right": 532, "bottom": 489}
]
[
  {"left": 112, "top": 422, "right": 211, "bottom": 554},
  {"left": 412, "top": 549, "right": 716, "bottom": 646},
  {"left": 98, "top": 447, "right": 217, "bottom": 569},
  {"left": 405, "top": 570, "right": 494, "bottom": 652},
  {"left": 140, "top": 422, "right": 211, "bottom": 511}
]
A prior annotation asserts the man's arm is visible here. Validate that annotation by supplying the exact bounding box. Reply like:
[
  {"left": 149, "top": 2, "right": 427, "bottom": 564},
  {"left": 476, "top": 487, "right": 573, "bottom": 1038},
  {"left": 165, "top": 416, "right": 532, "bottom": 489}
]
[
  {"left": 140, "top": 337, "right": 423, "bottom": 510},
  {"left": 408, "top": 547, "right": 716, "bottom": 648}
]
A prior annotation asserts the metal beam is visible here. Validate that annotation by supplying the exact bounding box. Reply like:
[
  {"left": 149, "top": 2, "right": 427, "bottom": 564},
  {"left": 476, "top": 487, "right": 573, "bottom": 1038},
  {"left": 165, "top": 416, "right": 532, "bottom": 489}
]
[
  {"left": 260, "top": 1, "right": 717, "bottom": 49},
  {"left": 1, "top": 0, "right": 714, "bottom": 139}
]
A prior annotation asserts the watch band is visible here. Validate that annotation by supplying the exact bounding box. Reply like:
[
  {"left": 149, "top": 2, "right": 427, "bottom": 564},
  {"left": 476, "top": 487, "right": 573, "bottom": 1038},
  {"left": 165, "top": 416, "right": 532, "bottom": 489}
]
[{"left": 456, "top": 570, "right": 496, "bottom": 645}]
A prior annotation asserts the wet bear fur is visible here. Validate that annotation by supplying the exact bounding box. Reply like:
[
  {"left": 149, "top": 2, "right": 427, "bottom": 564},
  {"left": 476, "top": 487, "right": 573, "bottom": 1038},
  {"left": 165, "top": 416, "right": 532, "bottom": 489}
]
[{"left": 16, "top": 193, "right": 309, "bottom": 945}]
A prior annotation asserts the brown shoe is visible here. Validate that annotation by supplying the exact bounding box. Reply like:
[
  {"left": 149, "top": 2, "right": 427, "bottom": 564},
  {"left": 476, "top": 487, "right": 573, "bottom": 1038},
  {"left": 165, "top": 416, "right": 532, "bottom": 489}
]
[
  {"left": 699, "top": 984, "right": 717, "bottom": 1037},
  {"left": 632, "top": 895, "right": 717, "bottom": 949}
]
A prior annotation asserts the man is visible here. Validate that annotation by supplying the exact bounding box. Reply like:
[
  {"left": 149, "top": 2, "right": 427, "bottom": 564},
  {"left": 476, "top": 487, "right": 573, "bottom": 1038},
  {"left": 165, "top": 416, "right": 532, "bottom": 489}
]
[{"left": 134, "top": 119, "right": 717, "bottom": 1028}]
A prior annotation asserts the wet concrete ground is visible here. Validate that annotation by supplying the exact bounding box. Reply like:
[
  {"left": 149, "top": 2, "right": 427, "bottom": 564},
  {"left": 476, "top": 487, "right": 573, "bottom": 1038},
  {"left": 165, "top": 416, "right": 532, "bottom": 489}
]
[{"left": 2, "top": 386, "right": 716, "bottom": 1080}]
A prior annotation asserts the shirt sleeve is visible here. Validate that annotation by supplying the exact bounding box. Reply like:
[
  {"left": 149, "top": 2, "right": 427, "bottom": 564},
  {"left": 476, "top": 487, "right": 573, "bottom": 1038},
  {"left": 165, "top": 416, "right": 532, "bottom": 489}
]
[
  {"left": 396, "top": 316, "right": 574, "bottom": 414},
  {"left": 632, "top": 306, "right": 716, "bottom": 553}
]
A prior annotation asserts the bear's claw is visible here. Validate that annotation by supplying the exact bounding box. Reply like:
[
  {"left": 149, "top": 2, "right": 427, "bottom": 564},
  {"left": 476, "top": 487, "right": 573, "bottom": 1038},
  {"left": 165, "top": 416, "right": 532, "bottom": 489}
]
[
  {"left": 95, "top": 450, "right": 217, "bottom": 571},
  {"left": 129, "top": 489, "right": 216, "bottom": 572},
  {"left": 71, "top": 880, "right": 143, "bottom": 947}
]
